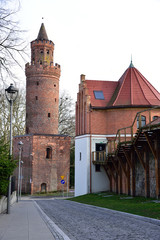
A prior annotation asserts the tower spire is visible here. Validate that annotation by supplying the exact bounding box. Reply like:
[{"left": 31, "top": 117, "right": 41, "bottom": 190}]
[{"left": 37, "top": 23, "right": 48, "bottom": 40}]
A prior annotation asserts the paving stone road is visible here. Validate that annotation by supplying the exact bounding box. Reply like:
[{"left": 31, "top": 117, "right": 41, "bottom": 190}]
[{"left": 36, "top": 199, "right": 160, "bottom": 240}]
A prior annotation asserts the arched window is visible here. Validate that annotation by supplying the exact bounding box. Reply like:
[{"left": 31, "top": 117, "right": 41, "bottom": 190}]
[
  {"left": 46, "top": 147, "right": 52, "bottom": 159},
  {"left": 137, "top": 115, "right": 146, "bottom": 128}
]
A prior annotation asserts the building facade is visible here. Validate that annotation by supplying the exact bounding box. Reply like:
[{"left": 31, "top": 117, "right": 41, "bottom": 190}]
[
  {"left": 75, "top": 62, "right": 160, "bottom": 196},
  {"left": 13, "top": 23, "right": 71, "bottom": 194}
]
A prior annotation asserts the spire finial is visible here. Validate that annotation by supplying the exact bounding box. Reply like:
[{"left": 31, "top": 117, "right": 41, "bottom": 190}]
[{"left": 129, "top": 55, "right": 134, "bottom": 68}]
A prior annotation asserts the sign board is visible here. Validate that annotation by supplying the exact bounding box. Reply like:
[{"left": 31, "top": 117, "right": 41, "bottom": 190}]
[{"left": 61, "top": 180, "right": 65, "bottom": 184}]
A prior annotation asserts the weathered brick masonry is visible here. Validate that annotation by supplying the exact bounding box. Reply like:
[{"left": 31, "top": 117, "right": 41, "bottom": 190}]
[{"left": 13, "top": 23, "right": 71, "bottom": 194}]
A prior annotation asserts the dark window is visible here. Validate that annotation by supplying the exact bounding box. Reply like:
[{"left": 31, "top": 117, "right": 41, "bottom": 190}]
[
  {"left": 40, "top": 60, "right": 42, "bottom": 65},
  {"left": 36, "top": 81, "right": 39, "bottom": 86},
  {"left": 55, "top": 98, "right": 56, "bottom": 102},
  {"left": 40, "top": 49, "right": 43, "bottom": 54},
  {"left": 94, "top": 91, "right": 104, "bottom": 100},
  {"left": 46, "top": 147, "right": 52, "bottom": 159},
  {"left": 35, "top": 96, "right": 38, "bottom": 100},
  {"left": 54, "top": 84, "right": 56, "bottom": 87},
  {"left": 153, "top": 116, "right": 158, "bottom": 121},
  {"left": 137, "top": 115, "right": 146, "bottom": 128},
  {"left": 95, "top": 164, "right": 101, "bottom": 172},
  {"left": 48, "top": 113, "right": 51, "bottom": 118},
  {"left": 47, "top": 50, "right": 49, "bottom": 54}
]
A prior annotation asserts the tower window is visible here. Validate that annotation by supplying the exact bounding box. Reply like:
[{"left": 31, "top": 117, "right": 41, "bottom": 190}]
[
  {"left": 36, "top": 81, "right": 39, "bottom": 86},
  {"left": 54, "top": 84, "right": 56, "bottom": 87},
  {"left": 40, "top": 60, "right": 42, "bottom": 65},
  {"left": 46, "top": 147, "right": 52, "bottom": 159},
  {"left": 48, "top": 113, "right": 51, "bottom": 118},
  {"left": 55, "top": 98, "right": 56, "bottom": 102},
  {"left": 35, "top": 96, "right": 38, "bottom": 100},
  {"left": 47, "top": 50, "right": 49, "bottom": 54},
  {"left": 40, "top": 50, "right": 43, "bottom": 54}
]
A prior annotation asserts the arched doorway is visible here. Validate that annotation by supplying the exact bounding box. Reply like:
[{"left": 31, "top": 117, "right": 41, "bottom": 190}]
[{"left": 41, "top": 183, "right": 47, "bottom": 192}]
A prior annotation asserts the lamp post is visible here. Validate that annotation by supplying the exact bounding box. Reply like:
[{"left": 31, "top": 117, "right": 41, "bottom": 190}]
[
  {"left": 17, "top": 141, "right": 23, "bottom": 202},
  {"left": 20, "top": 160, "right": 24, "bottom": 200},
  {"left": 5, "top": 83, "right": 18, "bottom": 214}
]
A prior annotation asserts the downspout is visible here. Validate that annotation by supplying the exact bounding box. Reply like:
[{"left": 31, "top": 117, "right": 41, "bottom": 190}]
[{"left": 89, "top": 106, "right": 92, "bottom": 193}]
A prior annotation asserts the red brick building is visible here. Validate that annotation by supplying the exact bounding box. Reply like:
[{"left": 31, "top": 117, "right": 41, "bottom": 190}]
[
  {"left": 13, "top": 23, "right": 71, "bottom": 194},
  {"left": 75, "top": 61, "right": 160, "bottom": 196}
]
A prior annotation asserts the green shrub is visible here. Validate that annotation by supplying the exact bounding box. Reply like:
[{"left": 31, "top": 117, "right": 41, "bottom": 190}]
[{"left": 0, "top": 139, "right": 17, "bottom": 195}]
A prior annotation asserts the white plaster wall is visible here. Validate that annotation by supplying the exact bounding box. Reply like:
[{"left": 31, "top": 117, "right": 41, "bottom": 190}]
[
  {"left": 91, "top": 136, "right": 110, "bottom": 193},
  {"left": 75, "top": 134, "right": 110, "bottom": 196},
  {"left": 75, "top": 135, "right": 90, "bottom": 196}
]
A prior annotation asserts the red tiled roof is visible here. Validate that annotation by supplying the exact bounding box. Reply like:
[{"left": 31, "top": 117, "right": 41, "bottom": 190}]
[
  {"left": 85, "top": 80, "right": 117, "bottom": 107},
  {"left": 110, "top": 64, "right": 160, "bottom": 106},
  {"left": 85, "top": 63, "right": 160, "bottom": 108}
]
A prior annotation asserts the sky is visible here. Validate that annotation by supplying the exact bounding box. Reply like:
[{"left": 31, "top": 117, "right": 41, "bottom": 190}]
[{"left": 13, "top": 0, "right": 160, "bottom": 100}]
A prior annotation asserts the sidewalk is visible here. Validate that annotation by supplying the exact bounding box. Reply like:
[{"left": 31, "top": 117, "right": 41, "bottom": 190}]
[{"left": 0, "top": 199, "right": 55, "bottom": 240}]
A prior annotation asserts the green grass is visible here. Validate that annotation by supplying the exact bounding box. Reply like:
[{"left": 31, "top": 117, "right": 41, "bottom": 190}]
[
  {"left": 31, "top": 190, "right": 74, "bottom": 198},
  {"left": 69, "top": 192, "right": 160, "bottom": 220}
]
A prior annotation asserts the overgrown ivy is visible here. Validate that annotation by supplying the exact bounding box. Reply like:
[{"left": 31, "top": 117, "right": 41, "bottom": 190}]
[{"left": 0, "top": 138, "right": 17, "bottom": 195}]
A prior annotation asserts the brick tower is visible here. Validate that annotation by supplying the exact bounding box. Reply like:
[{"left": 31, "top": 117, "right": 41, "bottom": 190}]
[
  {"left": 26, "top": 23, "right": 60, "bottom": 134},
  {"left": 13, "top": 24, "right": 71, "bottom": 194}
]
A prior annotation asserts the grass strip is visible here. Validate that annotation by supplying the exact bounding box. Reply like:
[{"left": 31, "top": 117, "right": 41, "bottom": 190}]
[{"left": 69, "top": 192, "right": 160, "bottom": 220}]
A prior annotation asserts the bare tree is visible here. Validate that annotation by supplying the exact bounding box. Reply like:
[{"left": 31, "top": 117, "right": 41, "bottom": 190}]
[
  {"left": 58, "top": 91, "right": 75, "bottom": 140},
  {"left": 0, "top": 88, "right": 25, "bottom": 142},
  {"left": 0, "top": 0, "right": 27, "bottom": 85}
]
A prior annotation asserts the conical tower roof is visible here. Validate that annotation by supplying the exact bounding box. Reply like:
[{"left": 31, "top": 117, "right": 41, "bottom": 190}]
[
  {"left": 37, "top": 23, "right": 48, "bottom": 40},
  {"left": 108, "top": 61, "right": 160, "bottom": 106}
]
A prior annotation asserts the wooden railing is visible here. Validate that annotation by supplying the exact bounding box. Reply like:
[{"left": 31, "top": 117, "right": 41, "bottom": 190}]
[
  {"left": 92, "top": 151, "right": 107, "bottom": 163},
  {"left": 107, "top": 106, "right": 160, "bottom": 155}
]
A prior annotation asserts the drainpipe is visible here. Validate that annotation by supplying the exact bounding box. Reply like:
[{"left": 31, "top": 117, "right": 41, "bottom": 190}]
[{"left": 89, "top": 106, "right": 92, "bottom": 193}]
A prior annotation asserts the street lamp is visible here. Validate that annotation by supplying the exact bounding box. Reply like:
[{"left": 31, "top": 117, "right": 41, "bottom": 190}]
[
  {"left": 5, "top": 83, "right": 18, "bottom": 214},
  {"left": 17, "top": 141, "right": 23, "bottom": 202}
]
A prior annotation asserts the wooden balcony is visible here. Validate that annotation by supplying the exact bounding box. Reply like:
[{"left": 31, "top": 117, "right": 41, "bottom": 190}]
[{"left": 92, "top": 151, "right": 107, "bottom": 164}]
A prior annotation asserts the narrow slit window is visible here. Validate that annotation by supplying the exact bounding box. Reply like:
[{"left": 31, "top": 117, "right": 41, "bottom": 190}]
[
  {"left": 48, "top": 113, "right": 51, "bottom": 118},
  {"left": 80, "top": 152, "right": 82, "bottom": 161},
  {"left": 94, "top": 91, "right": 104, "bottom": 100},
  {"left": 35, "top": 96, "right": 38, "bottom": 100},
  {"left": 36, "top": 81, "right": 39, "bottom": 86}
]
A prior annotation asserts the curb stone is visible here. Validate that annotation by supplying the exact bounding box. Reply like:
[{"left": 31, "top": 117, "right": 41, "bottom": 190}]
[{"left": 34, "top": 201, "right": 71, "bottom": 240}]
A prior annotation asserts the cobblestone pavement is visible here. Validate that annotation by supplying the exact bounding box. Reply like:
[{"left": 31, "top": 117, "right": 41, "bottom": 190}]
[{"left": 36, "top": 199, "right": 160, "bottom": 240}]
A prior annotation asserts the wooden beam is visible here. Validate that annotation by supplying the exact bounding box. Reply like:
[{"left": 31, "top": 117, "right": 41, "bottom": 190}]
[
  {"left": 111, "top": 156, "right": 119, "bottom": 174},
  {"left": 107, "top": 164, "right": 116, "bottom": 182},
  {"left": 117, "top": 156, "right": 127, "bottom": 177},
  {"left": 118, "top": 165, "right": 122, "bottom": 194},
  {"left": 126, "top": 162, "right": 130, "bottom": 195},
  {"left": 122, "top": 147, "right": 132, "bottom": 169},
  {"left": 131, "top": 150, "right": 135, "bottom": 197},
  {"left": 143, "top": 132, "right": 156, "bottom": 160},
  {"left": 144, "top": 149, "right": 150, "bottom": 198},
  {"left": 154, "top": 137, "right": 160, "bottom": 199},
  {"left": 104, "top": 166, "right": 113, "bottom": 192},
  {"left": 134, "top": 145, "right": 146, "bottom": 169}
]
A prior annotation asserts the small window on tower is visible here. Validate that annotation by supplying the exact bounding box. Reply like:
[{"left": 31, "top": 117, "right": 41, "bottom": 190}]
[
  {"left": 47, "top": 50, "right": 49, "bottom": 54},
  {"left": 54, "top": 84, "right": 56, "bottom": 87},
  {"left": 40, "top": 60, "right": 42, "bottom": 65},
  {"left": 40, "top": 49, "right": 43, "bottom": 54},
  {"left": 35, "top": 96, "right": 38, "bottom": 100},
  {"left": 48, "top": 113, "right": 51, "bottom": 118},
  {"left": 36, "top": 81, "right": 39, "bottom": 86},
  {"left": 46, "top": 147, "right": 52, "bottom": 159}
]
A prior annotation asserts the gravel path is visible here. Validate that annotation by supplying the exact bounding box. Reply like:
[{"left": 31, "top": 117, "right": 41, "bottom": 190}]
[{"left": 36, "top": 199, "right": 160, "bottom": 240}]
